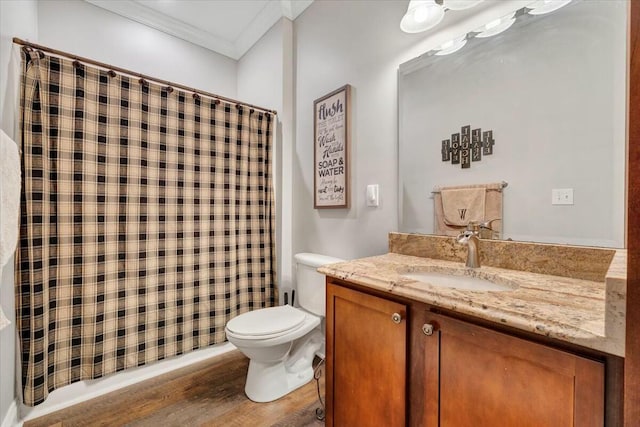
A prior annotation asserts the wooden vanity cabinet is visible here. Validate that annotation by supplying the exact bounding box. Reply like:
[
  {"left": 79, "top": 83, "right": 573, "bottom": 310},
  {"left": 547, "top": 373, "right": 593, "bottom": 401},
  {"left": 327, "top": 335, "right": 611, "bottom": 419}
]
[
  {"left": 326, "top": 278, "right": 606, "bottom": 427},
  {"left": 326, "top": 280, "right": 408, "bottom": 427},
  {"left": 420, "top": 312, "right": 605, "bottom": 427}
]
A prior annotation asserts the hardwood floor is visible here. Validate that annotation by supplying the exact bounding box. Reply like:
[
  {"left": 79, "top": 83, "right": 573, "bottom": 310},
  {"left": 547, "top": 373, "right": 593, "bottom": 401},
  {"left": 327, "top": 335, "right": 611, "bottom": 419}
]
[{"left": 25, "top": 350, "right": 325, "bottom": 427}]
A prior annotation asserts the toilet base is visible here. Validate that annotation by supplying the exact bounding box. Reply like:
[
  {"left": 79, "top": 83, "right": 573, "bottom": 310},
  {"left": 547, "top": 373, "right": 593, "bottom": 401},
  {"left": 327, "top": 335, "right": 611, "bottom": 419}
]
[
  {"left": 244, "top": 330, "right": 323, "bottom": 403},
  {"left": 245, "top": 359, "right": 314, "bottom": 403}
]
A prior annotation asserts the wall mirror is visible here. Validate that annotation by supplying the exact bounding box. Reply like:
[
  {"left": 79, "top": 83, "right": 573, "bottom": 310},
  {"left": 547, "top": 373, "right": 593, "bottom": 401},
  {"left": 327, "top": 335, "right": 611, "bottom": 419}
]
[{"left": 398, "top": 0, "right": 626, "bottom": 248}]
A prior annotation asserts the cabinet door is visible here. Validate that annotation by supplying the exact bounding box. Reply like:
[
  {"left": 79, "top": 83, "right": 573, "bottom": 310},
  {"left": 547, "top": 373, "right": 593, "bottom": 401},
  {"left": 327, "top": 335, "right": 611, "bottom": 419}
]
[
  {"left": 326, "top": 281, "right": 407, "bottom": 427},
  {"left": 422, "top": 313, "right": 604, "bottom": 427}
]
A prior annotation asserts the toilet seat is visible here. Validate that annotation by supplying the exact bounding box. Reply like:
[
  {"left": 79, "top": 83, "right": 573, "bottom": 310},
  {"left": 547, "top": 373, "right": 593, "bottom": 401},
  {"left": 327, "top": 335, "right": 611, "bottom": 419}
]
[{"left": 226, "top": 305, "right": 306, "bottom": 339}]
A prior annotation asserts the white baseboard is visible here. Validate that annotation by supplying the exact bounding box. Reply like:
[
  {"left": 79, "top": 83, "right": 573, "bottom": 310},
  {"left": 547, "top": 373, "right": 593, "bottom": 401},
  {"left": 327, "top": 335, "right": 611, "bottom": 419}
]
[
  {"left": 1, "top": 400, "right": 20, "bottom": 427},
  {"left": 21, "top": 342, "right": 236, "bottom": 423}
]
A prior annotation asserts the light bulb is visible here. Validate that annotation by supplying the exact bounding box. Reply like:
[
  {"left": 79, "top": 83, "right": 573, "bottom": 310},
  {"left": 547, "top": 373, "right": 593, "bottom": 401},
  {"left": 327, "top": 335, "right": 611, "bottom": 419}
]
[
  {"left": 400, "top": 0, "right": 445, "bottom": 33},
  {"left": 485, "top": 18, "right": 501, "bottom": 30},
  {"left": 414, "top": 5, "right": 429, "bottom": 23},
  {"left": 434, "top": 36, "right": 467, "bottom": 56},
  {"left": 475, "top": 12, "right": 516, "bottom": 38},
  {"left": 527, "top": 0, "right": 572, "bottom": 15}
]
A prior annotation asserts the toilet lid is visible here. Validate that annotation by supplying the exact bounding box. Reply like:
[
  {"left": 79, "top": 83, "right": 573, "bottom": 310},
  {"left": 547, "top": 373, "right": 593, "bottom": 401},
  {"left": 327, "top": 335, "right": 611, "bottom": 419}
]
[{"left": 226, "top": 305, "right": 306, "bottom": 337}]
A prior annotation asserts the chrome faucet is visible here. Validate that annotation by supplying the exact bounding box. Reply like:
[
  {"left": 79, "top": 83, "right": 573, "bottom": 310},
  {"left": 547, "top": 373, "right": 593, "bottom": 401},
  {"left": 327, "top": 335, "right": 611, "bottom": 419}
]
[{"left": 457, "top": 221, "right": 482, "bottom": 268}]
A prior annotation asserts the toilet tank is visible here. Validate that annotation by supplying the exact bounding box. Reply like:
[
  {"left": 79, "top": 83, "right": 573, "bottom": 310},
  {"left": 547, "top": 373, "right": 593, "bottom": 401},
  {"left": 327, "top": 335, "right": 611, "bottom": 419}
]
[{"left": 294, "top": 253, "right": 344, "bottom": 316}]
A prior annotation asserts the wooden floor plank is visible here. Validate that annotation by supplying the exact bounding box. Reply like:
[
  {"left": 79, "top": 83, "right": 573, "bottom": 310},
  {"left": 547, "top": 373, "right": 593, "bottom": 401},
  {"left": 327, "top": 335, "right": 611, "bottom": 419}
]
[
  {"left": 203, "top": 376, "right": 322, "bottom": 427},
  {"left": 25, "top": 350, "right": 325, "bottom": 427},
  {"left": 270, "top": 401, "right": 325, "bottom": 427},
  {"left": 27, "top": 352, "right": 245, "bottom": 427}
]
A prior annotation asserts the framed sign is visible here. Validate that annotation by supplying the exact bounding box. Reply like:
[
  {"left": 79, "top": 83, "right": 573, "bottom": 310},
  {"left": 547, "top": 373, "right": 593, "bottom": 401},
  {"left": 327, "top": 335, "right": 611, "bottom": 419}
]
[{"left": 314, "top": 84, "right": 351, "bottom": 208}]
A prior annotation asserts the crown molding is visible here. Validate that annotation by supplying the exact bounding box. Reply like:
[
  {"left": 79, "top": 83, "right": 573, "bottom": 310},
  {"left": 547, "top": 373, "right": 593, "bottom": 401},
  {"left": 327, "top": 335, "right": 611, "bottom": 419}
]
[
  {"left": 85, "top": 0, "right": 237, "bottom": 58},
  {"left": 84, "top": 0, "right": 313, "bottom": 60},
  {"left": 282, "top": 0, "right": 314, "bottom": 20},
  {"left": 235, "top": 0, "right": 284, "bottom": 58}
]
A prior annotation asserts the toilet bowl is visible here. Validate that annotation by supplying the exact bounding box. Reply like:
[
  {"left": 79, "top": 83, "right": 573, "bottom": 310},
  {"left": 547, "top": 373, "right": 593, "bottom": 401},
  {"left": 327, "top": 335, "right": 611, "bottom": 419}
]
[{"left": 225, "top": 253, "right": 344, "bottom": 403}]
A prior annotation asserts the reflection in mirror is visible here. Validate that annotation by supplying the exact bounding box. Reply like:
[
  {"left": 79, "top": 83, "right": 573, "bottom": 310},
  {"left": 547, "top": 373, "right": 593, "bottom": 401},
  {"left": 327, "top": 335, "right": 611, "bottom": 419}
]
[{"left": 398, "top": 0, "right": 626, "bottom": 248}]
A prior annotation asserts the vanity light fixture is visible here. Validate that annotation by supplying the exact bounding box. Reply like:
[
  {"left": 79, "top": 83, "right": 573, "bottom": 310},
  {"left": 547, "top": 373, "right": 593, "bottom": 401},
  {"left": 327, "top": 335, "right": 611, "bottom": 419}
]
[
  {"left": 420, "top": 0, "right": 571, "bottom": 57},
  {"left": 475, "top": 12, "right": 516, "bottom": 38},
  {"left": 526, "top": 0, "right": 572, "bottom": 16},
  {"left": 400, "top": 0, "right": 445, "bottom": 33},
  {"left": 434, "top": 36, "right": 468, "bottom": 55},
  {"left": 443, "top": 0, "right": 483, "bottom": 11}
]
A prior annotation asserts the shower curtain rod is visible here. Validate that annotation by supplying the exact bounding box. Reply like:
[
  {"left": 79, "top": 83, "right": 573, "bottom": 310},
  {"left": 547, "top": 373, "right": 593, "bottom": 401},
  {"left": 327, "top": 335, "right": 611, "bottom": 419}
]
[{"left": 13, "top": 37, "right": 278, "bottom": 116}]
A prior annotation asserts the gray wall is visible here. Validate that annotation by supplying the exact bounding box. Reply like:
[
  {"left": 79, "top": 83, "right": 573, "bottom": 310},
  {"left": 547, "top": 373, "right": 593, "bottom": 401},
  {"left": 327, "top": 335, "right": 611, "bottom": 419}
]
[
  {"left": 237, "top": 19, "right": 296, "bottom": 300},
  {"left": 399, "top": 1, "right": 626, "bottom": 247},
  {"left": 293, "top": 0, "right": 418, "bottom": 261}
]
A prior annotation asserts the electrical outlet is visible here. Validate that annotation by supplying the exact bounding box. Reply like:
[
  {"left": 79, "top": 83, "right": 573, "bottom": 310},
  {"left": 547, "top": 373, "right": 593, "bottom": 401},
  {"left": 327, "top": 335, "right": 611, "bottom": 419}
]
[{"left": 551, "top": 188, "right": 574, "bottom": 205}]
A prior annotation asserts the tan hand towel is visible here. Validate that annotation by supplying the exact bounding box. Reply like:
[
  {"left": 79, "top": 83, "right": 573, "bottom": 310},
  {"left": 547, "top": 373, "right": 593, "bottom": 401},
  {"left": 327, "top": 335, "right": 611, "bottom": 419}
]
[{"left": 441, "top": 187, "right": 486, "bottom": 227}]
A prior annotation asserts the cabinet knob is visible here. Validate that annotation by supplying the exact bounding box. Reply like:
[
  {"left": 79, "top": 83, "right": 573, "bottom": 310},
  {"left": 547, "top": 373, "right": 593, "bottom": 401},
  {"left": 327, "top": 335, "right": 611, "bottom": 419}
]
[
  {"left": 391, "top": 312, "right": 402, "bottom": 324},
  {"left": 422, "top": 323, "right": 435, "bottom": 336}
]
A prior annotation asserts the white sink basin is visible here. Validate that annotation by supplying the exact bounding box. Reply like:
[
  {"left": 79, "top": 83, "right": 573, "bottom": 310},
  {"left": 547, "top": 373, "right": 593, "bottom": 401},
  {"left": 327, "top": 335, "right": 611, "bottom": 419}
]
[{"left": 401, "top": 271, "right": 515, "bottom": 292}]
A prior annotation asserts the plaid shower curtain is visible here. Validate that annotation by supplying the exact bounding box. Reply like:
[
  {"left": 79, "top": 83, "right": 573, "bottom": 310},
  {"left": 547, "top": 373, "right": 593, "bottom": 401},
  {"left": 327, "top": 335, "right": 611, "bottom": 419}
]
[{"left": 17, "top": 50, "right": 277, "bottom": 406}]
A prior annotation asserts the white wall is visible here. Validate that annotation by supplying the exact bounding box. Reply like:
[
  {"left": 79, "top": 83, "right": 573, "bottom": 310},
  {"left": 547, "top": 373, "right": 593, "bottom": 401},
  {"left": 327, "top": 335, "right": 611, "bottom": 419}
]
[
  {"left": 237, "top": 20, "right": 284, "bottom": 110},
  {"left": 0, "top": 2, "right": 38, "bottom": 425},
  {"left": 293, "top": 1, "right": 406, "bottom": 260},
  {"left": 0, "top": 1, "right": 38, "bottom": 132},
  {"left": 291, "top": 0, "right": 493, "bottom": 260},
  {"left": 37, "top": 0, "right": 237, "bottom": 98},
  {"left": 237, "top": 19, "right": 295, "bottom": 302}
]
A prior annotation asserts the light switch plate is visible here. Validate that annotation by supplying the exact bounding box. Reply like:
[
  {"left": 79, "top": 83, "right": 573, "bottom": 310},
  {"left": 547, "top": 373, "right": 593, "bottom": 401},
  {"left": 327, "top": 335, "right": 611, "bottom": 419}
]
[
  {"left": 366, "top": 184, "right": 379, "bottom": 207},
  {"left": 552, "top": 188, "right": 574, "bottom": 205}
]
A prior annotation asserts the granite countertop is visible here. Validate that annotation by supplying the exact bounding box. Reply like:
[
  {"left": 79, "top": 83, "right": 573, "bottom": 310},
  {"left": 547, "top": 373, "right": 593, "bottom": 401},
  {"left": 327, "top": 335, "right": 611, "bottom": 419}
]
[{"left": 319, "top": 250, "right": 626, "bottom": 357}]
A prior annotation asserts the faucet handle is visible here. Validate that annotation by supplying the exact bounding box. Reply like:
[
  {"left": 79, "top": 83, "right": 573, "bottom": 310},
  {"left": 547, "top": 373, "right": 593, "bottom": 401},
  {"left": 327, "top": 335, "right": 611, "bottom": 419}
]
[
  {"left": 479, "top": 218, "right": 501, "bottom": 231},
  {"left": 466, "top": 221, "right": 481, "bottom": 232}
]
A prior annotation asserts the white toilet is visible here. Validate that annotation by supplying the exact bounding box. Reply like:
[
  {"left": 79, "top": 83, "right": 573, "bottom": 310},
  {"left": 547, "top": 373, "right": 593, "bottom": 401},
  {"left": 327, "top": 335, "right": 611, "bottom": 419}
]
[{"left": 225, "top": 252, "right": 343, "bottom": 403}]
